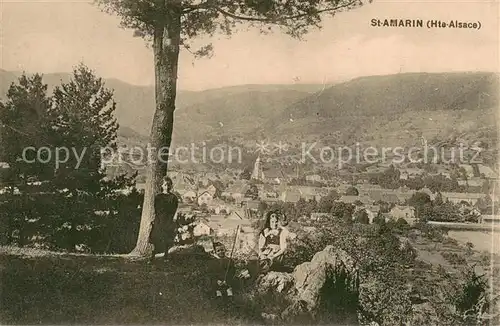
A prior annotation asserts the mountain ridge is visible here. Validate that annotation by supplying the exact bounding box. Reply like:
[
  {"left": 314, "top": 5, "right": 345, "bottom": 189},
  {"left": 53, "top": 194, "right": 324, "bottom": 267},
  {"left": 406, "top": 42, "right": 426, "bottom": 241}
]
[{"left": 1, "top": 70, "right": 497, "bottom": 155}]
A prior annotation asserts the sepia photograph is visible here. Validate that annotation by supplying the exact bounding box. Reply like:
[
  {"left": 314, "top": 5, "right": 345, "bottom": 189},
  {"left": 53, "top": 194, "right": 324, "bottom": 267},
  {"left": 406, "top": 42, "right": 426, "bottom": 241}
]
[{"left": 0, "top": 0, "right": 499, "bottom": 324}]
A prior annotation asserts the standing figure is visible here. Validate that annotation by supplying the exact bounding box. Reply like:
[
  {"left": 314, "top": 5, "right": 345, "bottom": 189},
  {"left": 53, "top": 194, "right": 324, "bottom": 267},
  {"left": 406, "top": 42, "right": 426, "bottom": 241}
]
[
  {"left": 258, "top": 210, "right": 288, "bottom": 271},
  {"left": 150, "top": 176, "right": 179, "bottom": 262}
]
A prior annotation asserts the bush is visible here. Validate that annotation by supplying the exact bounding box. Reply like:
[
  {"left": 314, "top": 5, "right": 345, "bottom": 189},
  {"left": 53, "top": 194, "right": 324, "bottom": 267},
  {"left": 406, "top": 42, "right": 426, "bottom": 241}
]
[
  {"left": 415, "top": 222, "right": 446, "bottom": 241},
  {"left": 390, "top": 218, "right": 411, "bottom": 235},
  {"left": 0, "top": 189, "right": 143, "bottom": 254},
  {"left": 432, "top": 265, "right": 498, "bottom": 325},
  {"left": 354, "top": 211, "right": 369, "bottom": 225},
  {"left": 316, "top": 265, "right": 359, "bottom": 324}
]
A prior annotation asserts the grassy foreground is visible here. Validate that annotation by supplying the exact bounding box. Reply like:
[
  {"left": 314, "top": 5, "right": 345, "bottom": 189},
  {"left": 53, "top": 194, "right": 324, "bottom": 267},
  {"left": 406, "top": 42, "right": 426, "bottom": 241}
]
[{"left": 0, "top": 249, "right": 261, "bottom": 325}]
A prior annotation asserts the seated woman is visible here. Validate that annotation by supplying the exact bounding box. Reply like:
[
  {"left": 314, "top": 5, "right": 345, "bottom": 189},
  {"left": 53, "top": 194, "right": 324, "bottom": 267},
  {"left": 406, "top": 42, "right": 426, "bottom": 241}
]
[{"left": 258, "top": 210, "right": 289, "bottom": 271}]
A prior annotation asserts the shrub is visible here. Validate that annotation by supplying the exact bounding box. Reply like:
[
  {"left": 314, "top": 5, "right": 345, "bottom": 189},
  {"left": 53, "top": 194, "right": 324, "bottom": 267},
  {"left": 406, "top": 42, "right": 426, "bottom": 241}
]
[
  {"left": 432, "top": 265, "right": 498, "bottom": 325},
  {"left": 354, "top": 210, "right": 369, "bottom": 224},
  {"left": 0, "top": 190, "right": 143, "bottom": 254},
  {"left": 315, "top": 265, "right": 360, "bottom": 324},
  {"left": 391, "top": 218, "right": 411, "bottom": 235},
  {"left": 415, "top": 222, "right": 446, "bottom": 241}
]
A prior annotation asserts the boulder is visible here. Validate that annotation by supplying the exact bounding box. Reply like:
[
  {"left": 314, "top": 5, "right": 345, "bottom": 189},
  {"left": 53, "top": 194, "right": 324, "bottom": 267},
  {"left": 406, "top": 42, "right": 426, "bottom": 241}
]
[
  {"left": 257, "top": 271, "right": 294, "bottom": 293},
  {"left": 293, "top": 245, "right": 358, "bottom": 310},
  {"left": 253, "top": 245, "right": 360, "bottom": 323},
  {"left": 257, "top": 246, "right": 358, "bottom": 320}
]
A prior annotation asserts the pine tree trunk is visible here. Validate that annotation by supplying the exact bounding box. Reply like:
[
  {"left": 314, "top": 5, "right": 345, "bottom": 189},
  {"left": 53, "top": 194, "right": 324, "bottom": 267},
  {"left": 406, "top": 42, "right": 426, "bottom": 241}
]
[{"left": 130, "top": 9, "right": 181, "bottom": 257}]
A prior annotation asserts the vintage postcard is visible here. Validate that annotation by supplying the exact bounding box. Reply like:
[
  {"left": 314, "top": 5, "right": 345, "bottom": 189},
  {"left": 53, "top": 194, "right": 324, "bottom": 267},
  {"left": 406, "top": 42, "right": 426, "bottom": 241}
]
[{"left": 0, "top": 0, "right": 499, "bottom": 324}]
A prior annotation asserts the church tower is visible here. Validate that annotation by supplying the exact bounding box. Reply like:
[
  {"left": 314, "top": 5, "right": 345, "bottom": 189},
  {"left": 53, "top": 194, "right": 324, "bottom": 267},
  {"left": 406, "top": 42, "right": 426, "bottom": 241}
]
[{"left": 251, "top": 155, "right": 264, "bottom": 181}]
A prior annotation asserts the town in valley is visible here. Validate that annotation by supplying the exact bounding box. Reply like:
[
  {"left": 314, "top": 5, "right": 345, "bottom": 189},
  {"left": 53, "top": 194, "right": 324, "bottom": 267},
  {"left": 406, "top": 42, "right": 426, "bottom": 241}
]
[{"left": 0, "top": 0, "right": 498, "bottom": 324}]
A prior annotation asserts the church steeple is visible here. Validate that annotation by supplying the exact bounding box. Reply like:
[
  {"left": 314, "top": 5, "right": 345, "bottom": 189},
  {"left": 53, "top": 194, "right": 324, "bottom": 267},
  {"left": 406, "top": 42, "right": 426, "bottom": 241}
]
[{"left": 251, "top": 155, "right": 264, "bottom": 180}]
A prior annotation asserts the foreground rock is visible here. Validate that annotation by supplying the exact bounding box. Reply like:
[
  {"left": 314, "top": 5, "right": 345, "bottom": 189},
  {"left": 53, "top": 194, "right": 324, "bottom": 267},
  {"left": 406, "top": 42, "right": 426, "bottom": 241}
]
[
  {"left": 293, "top": 246, "right": 358, "bottom": 310},
  {"left": 258, "top": 271, "right": 294, "bottom": 294},
  {"left": 256, "top": 245, "right": 360, "bottom": 322}
]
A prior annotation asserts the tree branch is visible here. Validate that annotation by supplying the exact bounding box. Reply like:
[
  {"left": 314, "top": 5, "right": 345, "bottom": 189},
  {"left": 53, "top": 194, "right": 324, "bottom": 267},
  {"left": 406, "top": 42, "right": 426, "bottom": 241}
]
[
  {"left": 213, "top": 1, "right": 358, "bottom": 23},
  {"left": 181, "top": 0, "right": 213, "bottom": 14}
]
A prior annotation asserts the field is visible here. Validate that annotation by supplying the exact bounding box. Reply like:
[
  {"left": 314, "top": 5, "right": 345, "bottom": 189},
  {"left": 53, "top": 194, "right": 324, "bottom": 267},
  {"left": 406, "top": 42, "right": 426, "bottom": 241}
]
[
  {"left": 447, "top": 230, "right": 500, "bottom": 255},
  {"left": 407, "top": 229, "right": 500, "bottom": 279}
]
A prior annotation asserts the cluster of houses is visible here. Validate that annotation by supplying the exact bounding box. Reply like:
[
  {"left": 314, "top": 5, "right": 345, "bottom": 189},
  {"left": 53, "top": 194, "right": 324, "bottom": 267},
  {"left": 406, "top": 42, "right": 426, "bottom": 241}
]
[
  {"left": 128, "top": 156, "right": 499, "bottom": 243},
  {"left": 298, "top": 204, "right": 417, "bottom": 226},
  {"left": 396, "top": 163, "right": 496, "bottom": 181},
  {"left": 171, "top": 169, "right": 497, "bottom": 232}
]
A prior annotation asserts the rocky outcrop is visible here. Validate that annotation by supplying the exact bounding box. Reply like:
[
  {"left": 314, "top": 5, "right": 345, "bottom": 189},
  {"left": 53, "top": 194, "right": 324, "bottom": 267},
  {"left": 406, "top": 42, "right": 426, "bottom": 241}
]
[
  {"left": 256, "top": 245, "right": 360, "bottom": 321},
  {"left": 293, "top": 245, "right": 358, "bottom": 310}
]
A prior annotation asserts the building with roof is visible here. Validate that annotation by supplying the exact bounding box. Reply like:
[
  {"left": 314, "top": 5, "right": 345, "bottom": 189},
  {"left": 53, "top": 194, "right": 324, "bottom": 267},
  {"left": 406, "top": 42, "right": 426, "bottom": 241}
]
[
  {"left": 222, "top": 183, "right": 249, "bottom": 203},
  {"left": 352, "top": 205, "right": 383, "bottom": 224},
  {"left": 339, "top": 195, "right": 372, "bottom": 206},
  {"left": 441, "top": 192, "right": 487, "bottom": 206},
  {"left": 336, "top": 183, "right": 351, "bottom": 194},
  {"left": 418, "top": 187, "right": 436, "bottom": 200},
  {"left": 262, "top": 197, "right": 280, "bottom": 204},
  {"left": 395, "top": 192, "right": 413, "bottom": 204},
  {"left": 390, "top": 205, "right": 415, "bottom": 221},
  {"left": 367, "top": 191, "right": 400, "bottom": 204},
  {"left": 293, "top": 186, "right": 318, "bottom": 202},
  {"left": 282, "top": 189, "right": 301, "bottom": 203},
  {"left": 478, "top": 164, "right": 497, "bottom": 179},
  {"left": 243, "top": 199, "right": 260, "bottom": 211},
  {"left": 197, "top": 191, "right": 214, "bottom": 206},
  {"left": 358, "top": 184, "right": 383, "bottom": 193},
  {"left": 313, "top": 188, "right": 331, "bottom": 201},
  {"left": 205, "top": 184, "right": 217, "bottom": 197},
  {"left": 193, "top": 222, "right": 213, "bottom": 237},
  {"left": 263, "top": 168, "right": 287, "bottom": 184},
  {"left": 207, "top": 199, "right": 232, "bottom": 215}
]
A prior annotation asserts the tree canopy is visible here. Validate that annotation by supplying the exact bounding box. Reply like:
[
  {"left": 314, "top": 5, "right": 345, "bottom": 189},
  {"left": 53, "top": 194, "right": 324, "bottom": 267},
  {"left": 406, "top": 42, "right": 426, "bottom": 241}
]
[
  {"left": 0, "top": 66, "right": 136, "bottom": 252},
  {"left": 97, "top": 0, "right": 367, "bottom": 46}
]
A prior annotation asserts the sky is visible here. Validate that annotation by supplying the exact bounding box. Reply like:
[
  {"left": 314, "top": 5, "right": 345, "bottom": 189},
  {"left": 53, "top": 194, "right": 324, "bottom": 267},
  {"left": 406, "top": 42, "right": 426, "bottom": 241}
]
[{"left": 1, "top": 0, "right": 499, "bottom": 90}]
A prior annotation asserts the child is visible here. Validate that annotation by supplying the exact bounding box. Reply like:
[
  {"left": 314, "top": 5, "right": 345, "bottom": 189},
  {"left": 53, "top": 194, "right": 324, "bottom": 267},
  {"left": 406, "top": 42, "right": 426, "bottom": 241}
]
[{"left": 211, "top": 242, "right": 234, "bottom": 299}]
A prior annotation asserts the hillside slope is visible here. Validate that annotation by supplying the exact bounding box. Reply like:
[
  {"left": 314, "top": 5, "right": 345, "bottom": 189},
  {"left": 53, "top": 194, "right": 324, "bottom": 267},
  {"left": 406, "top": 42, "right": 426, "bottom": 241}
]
[
  {"left": 1, "top": 70, "right": 497, "bottom": 156},
  {"left": 173, "top": 89, "right": 310, "bottom": 142},
  {"left": 279, "top": 72, "right": 498, "bottom": 119},
  {"left": 262, "top": 72, "right": 498, "bottom": 150},
  {"left": 0, "top": 70, "right": 322, "bottom": 144}
]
